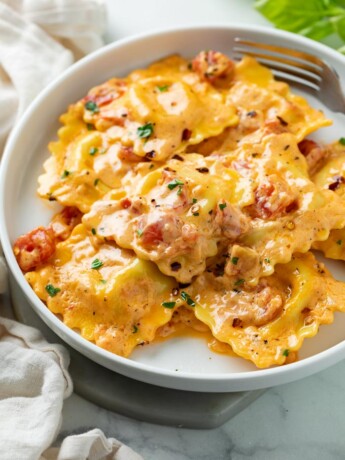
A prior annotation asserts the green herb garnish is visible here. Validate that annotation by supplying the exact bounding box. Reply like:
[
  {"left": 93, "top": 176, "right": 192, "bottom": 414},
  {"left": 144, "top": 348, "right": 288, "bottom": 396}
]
[
  {"left": 177, "top": 186, "right": 183, "bottom": 196},
  {"left": 192, "top": 212, "right": 200, "bottom": 217},
  {"left": 192, "top": 198, "right": 198, "bottom": 203},
  {"left": 337, "top": 239, "right": 343, "bottom": 245},
  {"left": 157, "top": 85, "right": 169, "bottom": 92},
  {"left": 219, "top": 203, "right": 227, "bottom": 211},
  {"left": 180, "top": 291, "right": 196, "bottom": 307},
  {"left": 91, "top": 258, "right": 103, "bottom": 270},
  {"left": 167, "top": 179, "right": 184, "bottom": 190},
  {"left": 61, "top": 170, "right": 70, "bottom": 179},
  {"left": 234, "top": 279, "right": 245, "bottom": 286},
  {"left": 231, "top": 257, "right": 239, "bottom": 265},
  {"left": 133, "top": 325, "right": 139, "bottom": 333},
  {"left": 162, "top": 301, "right": 176, "bottom": 309},
  {"left": 100, "top": 279, "right": 107, "bottom": 284},
  {"left": 94, "top": 178, "right": 100, "bottom": 186},
  {"left": 137, "top": 123, "right": 154, "bottom": 138},
  {"left": 137, "top": 229, "right": 143, "bottom": 237},
  {"left": 85, "top": 101, "right": 99, "bottom": 113},
  {"left": 45, "top": 284, "right": 61, "bottom": 297},
  {"left": 89, "top": 147, "right": 98, "bottom": 156},
  {"left": 91, "top": 228, "right": 96, "bottom": 235},
  {"left": 86, "top": 123, "right": 94, "bottom": 131},
  {"left": 283, "top": 349, "right": 290, "bottom": 357},
  {"left": 264, "top": 258, "right": 271, "bottom": 263},
  {"left": 340, "top": 138, "right": 345, "bottom": 145}
]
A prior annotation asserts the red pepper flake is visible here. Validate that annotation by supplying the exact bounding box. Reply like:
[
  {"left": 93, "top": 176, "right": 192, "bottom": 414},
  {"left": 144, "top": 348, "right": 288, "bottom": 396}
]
[
  {"left": 182, "top": 129, "right": 192, "bottom": 141},
  {"left": 276, "top": 115, "right": 288, "bottom": 126},
  {"left": 145, "top": 151, "right": 156, "bottom": 160},
  {"left": 329, "top": 176, "right": 345, "bottom": 191},
  {"left": 170, "top": 261, "right": 182, "bottom": 272},
  {"left": 121, "top": 198, "right": 132, "bottom": 209},
  {"left": 232, "top": 318, "right": 243, "bottom": 328},
  {"left": 196, "top": 167, "right": 209, "bottom": 174},
  {"left": 172, "top": 154, "right": 184, "bottom": 161}
]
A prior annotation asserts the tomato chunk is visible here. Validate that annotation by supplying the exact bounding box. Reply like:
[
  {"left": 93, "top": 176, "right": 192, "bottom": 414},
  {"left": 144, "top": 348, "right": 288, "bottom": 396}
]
[
  {"left": 14, "top": 227, "right": 56, "bottom": 272},
  {"left": 192, "top": 50, "right": 235, "bottom": 83}
]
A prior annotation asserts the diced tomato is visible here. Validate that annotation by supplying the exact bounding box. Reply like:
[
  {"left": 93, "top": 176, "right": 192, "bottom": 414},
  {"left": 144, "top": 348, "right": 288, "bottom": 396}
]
[
  {"left": 248, "top": 176, "right": 297, "bottom": 219},
  {"left": 118, "top": 146, "right": 143, "bottom": 163},
  {"left": 298, "top": 139, "right": 319, "bottom": 157},
  {"left": 192, "top": 50, "right": 235, "bottom": 84},
  {"left": 140, "top": 222, "right": 164, "bottom": 246},
  {"left": 14, "top": 227, "right": 56, "bottom": 272},
  {"left": 50, "top": 206, "right": 82, "bottom": 241}
]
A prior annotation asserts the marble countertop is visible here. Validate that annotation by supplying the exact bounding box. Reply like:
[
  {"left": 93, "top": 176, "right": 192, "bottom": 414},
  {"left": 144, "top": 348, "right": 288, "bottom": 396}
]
[{"left": 57, "top": 1, "right": 345, "bottom": 458}]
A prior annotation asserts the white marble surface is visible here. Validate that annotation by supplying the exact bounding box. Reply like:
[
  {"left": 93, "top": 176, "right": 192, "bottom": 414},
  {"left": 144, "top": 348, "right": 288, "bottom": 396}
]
[
  {"left": 2, "top": 1, "right": 345, "bottom": 460},
  {"left": 53, "top": 1, "right": 345, "bottom": 458}
]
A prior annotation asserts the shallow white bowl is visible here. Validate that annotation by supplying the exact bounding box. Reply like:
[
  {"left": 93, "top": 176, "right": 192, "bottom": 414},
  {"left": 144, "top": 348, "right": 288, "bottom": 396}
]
[{"left": 2, "top": 25, "right": 345, "bottom": 392}]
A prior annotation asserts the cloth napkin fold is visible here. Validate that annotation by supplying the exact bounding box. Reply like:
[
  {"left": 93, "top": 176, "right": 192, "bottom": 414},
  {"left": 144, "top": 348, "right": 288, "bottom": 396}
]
[{"left": 0, "top": 1, "right": 143, "bottom": 459}]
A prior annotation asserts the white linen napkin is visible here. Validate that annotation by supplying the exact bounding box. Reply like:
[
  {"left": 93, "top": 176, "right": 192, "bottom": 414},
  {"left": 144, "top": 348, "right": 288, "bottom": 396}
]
[{"left": 0, "top": 2, "right": 143, "bottom": 459}]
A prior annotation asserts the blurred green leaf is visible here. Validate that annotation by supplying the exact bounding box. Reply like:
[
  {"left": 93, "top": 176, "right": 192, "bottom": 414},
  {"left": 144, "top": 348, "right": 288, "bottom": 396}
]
[{"left": 255, "top": 0, "right": 345, "bottom": 53}]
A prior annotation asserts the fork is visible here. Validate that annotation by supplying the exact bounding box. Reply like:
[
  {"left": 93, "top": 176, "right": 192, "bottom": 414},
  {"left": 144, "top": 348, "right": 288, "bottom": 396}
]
[{"left": 233, "top": 38, "right": 345, "bottom": 113}]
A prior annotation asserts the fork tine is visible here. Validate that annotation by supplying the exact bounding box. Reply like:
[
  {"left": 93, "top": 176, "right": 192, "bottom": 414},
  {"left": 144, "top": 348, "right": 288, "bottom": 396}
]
[
  {"left": 233, "top": 52, "right": 321, "bottom": 86},
  {"left": 269, "top": 70, "right": 320, "bottom": 92},
  {"left": 233, "top": 54, "right": 320, "bottom": 91},
  {"left": 234, "top": 38, "right": 324, "bottom": 69},
  {"left": 233, "top": 47, "right": 323, "bottom": 77}
]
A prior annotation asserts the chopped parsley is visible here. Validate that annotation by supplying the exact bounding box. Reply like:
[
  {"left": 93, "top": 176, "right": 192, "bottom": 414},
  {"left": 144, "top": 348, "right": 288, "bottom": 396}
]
[
  {"left": 167, "top": 179, "right": 184, "bottom": 190},
  {"left": 192, "top": 198, "right": 198, "bottom": 204},
  {"left": 61, "top": 170, "right": 70, "bottom": 179},
  {"left": 149, "top": 164, "right": 154, "bottom": 169},
  {"left": 219, "top": 203, "right": 227, "bottom": 211},
  {"left": 89, "top": 147, "right": 98, "bottom": 156},
  {"left": 91, "top": 228, "right": 96, "bottom": 235},
  {"left": 45, "top": 284, "right": 61, "bottom": 297},
  {"left": 192, "top": 212, "right": 199, "bottom": 217},
  {"left": 231, "top": 257, "right": 239, "bottom": 265},
  {"left": 94, "top": 178, "right": 100, "bottom": 186},
  {"left": 162, "top": 301, "right": 176, "bottom": 309},
  {"left": 136, "top": 229, "right": 143, "bottom": 237},
  {"left": 86, "top": 123, "right": 94, "bottom": 131},
  {"left": 137, "top": 123, "right": 154, "bottom": 138},
  {"left": 100, "top": 279, "right": 107, "bottom": 284},
  {"left": 177, "top": 186, "right": 183, "bottom": 196},
  {"left": 91, "top": 258, "right": 103, "bottom": 270},
  {"left": 264, "top": 258, "right": 271, "bottom": 263},
  {"left": 339, "top": 137, "right": 345, "bottom": 146},
  {"left": 85, "top": 101, "right": 99, "bottom": 113},
  {"left": 133, "top": 325, "right": 139, "bottom": 333},
  {"left": 337, "top": 239, "right": 342, "bottom": 245},
  {"left": 157, "top": 85, "right": 169, "bottom": 92},
  {"left": 234, "top": 279, "right": 245, "bottom": 286},
  {"left": 180, "top": 291, "right": 196, "bottom": 307},
  {"left": 283, "top": 349, "right": 290, "bottom": 357}
]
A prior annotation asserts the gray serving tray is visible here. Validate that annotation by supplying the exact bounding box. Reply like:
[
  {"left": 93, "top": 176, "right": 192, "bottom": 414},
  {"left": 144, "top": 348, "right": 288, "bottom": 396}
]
[{"left": 3, "top": 274, "right": 264, "bottom": 429}]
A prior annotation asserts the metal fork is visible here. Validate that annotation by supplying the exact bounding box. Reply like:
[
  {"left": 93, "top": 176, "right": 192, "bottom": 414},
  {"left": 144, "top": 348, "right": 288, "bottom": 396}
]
[{"left": 233, "top": 38, "right": 345, "bottom": 113}]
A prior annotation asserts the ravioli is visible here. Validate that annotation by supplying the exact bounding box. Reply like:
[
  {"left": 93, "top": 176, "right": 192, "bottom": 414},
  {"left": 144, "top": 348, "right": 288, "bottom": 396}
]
[
  {"left": 183, "top": 252, "right": 345, "bottom": 368},
  {"left": 82, "top": 153, "right": 253, "bottom": 282},
  {"left": 312, "top": 141, "right": 345, "bottom": 259},
  {"left": 81, "top": 55, "right": 238, "bottom": 162},
  {"left": 25, "top": 223, "right": 178, "bottom": 357},
  {"left": 221, "top": 133, "right": 345, "bottom": 284},
  {"left": 190, "top": 57, "right": 331, "bottom": 156}
]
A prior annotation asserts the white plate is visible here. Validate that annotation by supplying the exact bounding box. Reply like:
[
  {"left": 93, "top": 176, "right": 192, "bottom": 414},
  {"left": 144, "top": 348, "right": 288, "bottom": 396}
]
[{"left": 1, "top": 25, "right": 345, "bottom": 392}]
